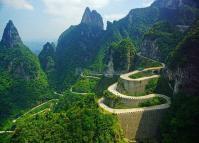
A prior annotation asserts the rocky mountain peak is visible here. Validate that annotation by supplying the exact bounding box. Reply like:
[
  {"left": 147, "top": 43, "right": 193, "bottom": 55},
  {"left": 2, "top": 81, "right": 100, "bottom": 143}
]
[
  {"left": 81, "top": 7, "right": 104, "bottom": 30},
  {"left": 1, "top": 20, "right": 23, "bottom": 48}
]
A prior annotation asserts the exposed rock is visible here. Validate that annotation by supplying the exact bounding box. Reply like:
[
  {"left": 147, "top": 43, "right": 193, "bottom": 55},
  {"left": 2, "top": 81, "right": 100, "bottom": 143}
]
[
  {"left": 81, "top": 7, "right": 104, "bottom": 30},
  {"left": 141, "top": 39, "right": 161, "bottom": 61},
  {"left": 1, "top": 20, "right": 23, "bottom": 48},
  {"left": 167, "top": 20, "right": 199, "bottom": 95}
]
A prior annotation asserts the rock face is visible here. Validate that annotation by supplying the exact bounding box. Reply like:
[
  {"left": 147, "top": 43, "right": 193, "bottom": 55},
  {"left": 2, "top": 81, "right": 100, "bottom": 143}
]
[
  {"left": 140, "top": 22, "right": 183, "bottom": 62},
  {"left": 1, "top": 20, "right": 23, "bottom": 48},
  {"left": 167, "top": 20, "right": 199, "bottom": 95},
  {"left": 81, "top": 7, "right": 104, "bottom": 30}
]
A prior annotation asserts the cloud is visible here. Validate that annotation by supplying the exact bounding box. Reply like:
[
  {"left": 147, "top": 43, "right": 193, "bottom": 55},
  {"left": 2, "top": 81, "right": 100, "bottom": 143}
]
[
  {"left": 142, "top": 0, "right": 154, "bottom": 7},
  {"left": 42, "top": 0, "right": 110, "bottom": 16},
  {"left": 104, "top": 13, "right": 126, "bottom": 22},
  {"left": 1, "top": 0, "right": 34, "bottom": 10},
  {"left": 42, "top": 0, "right": 110, "bottom": 26}
]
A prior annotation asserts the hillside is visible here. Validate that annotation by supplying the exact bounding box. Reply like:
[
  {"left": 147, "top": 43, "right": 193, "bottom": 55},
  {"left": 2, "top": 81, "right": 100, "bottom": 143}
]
[
  {"left": 0, "top": 20, "right": 52, "bottom": 127},
  {"left": 161, "top": 19, "right": 199, "bottom": 143},
  {"left": 54, "top": 7, "right": 104, "bottom": 90}
]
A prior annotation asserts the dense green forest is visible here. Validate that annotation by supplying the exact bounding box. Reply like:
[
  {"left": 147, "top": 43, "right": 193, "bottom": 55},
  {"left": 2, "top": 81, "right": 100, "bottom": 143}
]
[{"left": 10, "top": 93, "right": 125, "bottom": 143}]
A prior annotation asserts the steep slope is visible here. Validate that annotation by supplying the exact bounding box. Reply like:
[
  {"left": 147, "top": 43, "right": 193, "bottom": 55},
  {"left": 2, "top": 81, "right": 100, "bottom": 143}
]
[
  {"left": 0, "top": 20, "right": 52, "bottom": 126},
  {"left": 54, "top": 7, "right": 104, "bottom": 90},
  {"left": 39, "top": 42, "right": 56, "bottom": 85},
  {"left": 161, "top": 20, "right": 199, "bottom": 143},
  {"left": 168, "top": 20, "right": 199, "bottom": 95},
  {"left": 140, "top": 21, "right": 183, "bottom": 62},
  {"left": 104, "top": 39, "right": 136, "bottom": 76}
]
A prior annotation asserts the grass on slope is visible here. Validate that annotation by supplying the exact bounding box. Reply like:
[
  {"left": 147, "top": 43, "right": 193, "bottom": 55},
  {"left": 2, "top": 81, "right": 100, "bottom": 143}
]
[
  {"left": 138, "top": 97, "right": 166, "bottom": 107},
  {"left": 129, "top": 70, "right": 155, "bottom": 79}
]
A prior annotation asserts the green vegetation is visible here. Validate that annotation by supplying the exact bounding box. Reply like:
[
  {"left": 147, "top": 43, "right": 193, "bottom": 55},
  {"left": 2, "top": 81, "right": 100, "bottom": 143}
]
[
  {"left": 95, "top": 75, "right": 119, "bottom": 96},
  {"left": 161, "top": 94, "right": 199, "bottom": 143},
  {"left": 143, "top": 21, "right": 183, "bottom": 62},
  {"left": 145, "top": 78, "right": 159, "bottom": 94},
  {"left": 0, "top": 44, "right": 53, "bottom": 128},
  {"left": 161, "top": 20, "right": 199, "bottom": 143},
  {"left": 11, "top": 93, "right": 125, "bottom": 143},
  {"left": 104, "top": 90, "right": 166, "bottom": 109},
  {"left": 39, "top": 42, "right": 56, "bottom": 88},
  {"left": 134, "top": 55, "right": 162, "bottom": 69},
  {"left": 104, "top": 39, "right": 136, "bottom": 72},
  {"left": 104, "top": 90, "right": 121, "bottom": 108},
  {"left": 72, "top": 77, "right": 99, "bottom": 93},
  {"left": 0, "top": 133, "right": 12, "bottom": 143},
  {"left": 129, "top": 70, "right": 154, "bottom": 79},
  {"left": 16, "top": 99, "right": 58, "bottom": 121},
  {"left": 138, "top": 97, "right": 166, "bottom": 107}
]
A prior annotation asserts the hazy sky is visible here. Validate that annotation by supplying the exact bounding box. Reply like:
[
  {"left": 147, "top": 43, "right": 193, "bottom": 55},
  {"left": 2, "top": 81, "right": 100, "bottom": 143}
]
[{"left": 0, "top": 0, "right": 154, "bottom": 42}]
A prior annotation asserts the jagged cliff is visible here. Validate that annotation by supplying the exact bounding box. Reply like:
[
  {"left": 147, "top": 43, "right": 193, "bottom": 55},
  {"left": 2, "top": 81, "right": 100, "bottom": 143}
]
[
  {"left": 53, "top": 7, "right": 104, "bottom": 90},
  {"left": 81, "top": 7, "right": 104, "bottom": 30},
  {"left": 167, "top": 20, "right": 199, "bottom": 95},
  {"left": 1, "top": 20, "right": 23, "bottom": 48},
  {"left": 140, "top": 22, "right": 183, "bottom": 62}
]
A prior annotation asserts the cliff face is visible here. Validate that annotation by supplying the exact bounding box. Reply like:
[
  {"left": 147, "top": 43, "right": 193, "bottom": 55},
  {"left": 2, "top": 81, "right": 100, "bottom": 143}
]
[
  {"left": 39, "top": 42, "right": 55, "bottom": 74},
  {"left": 54, "top": 7, "right": 104, "bottom": 90},
  {"left": 81, "top": 7, "right": 104, "bottom": 30},
  {"left": 167, "top": 20, "right": 199, "bottom": 95},
  {"left": 1, "top": 20, "right": 23, "bottom": 48},
  {"left": 0, "top": 20, "right": 43, "bottom": 80},
  {"left": 104, "top": 39, "right": 136, "bottom": 76},
  {"left": 140, "top": 22, "right": 183, "bottom": 62}
]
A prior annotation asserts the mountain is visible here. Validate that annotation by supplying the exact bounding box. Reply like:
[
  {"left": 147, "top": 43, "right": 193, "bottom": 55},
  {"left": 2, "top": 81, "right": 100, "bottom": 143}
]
[
  {"left": 167, "top": 20, "right": 199, "bottom": 95},
  {"left": 1, "top": 20, "right": 23, "bottom": 48},
  {"left": 140, "top": 21, "right": 183, "bottom": 62},
  {"left": 92, "top": 0, "right": 199, "bottom": 71},
  {"left": 39, "top": 42, "right": 56, "bottom": 86},
  {"left": 104, "top": 39, "right": 136, "bottom": 76},
  {"left": 52, "top": 7, "right": 104, "bottom": 90},
  {"left": 161, "top": 19, "right": 199, "bottom": 143},
  {"left": 0, "top": 20, "right": 52, "bottom": 126},
  {"left": 81, "top": 7, "right": 104, "bottom": 30}
]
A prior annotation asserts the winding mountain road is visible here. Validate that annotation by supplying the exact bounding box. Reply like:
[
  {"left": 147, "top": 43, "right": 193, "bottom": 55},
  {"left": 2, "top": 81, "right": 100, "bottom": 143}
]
[{"left": 98, "top": 57, "right": 171, "bottom": 114}]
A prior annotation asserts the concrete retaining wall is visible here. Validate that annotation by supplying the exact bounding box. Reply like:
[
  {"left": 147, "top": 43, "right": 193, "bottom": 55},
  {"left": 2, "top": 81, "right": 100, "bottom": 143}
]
[{"left": 117, "top": 109, "right": 168, "bottom": 142}]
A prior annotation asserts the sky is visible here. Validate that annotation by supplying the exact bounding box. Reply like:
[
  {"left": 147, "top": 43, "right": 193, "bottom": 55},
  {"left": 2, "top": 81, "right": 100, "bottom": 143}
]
[{"left": 0, "top": 0, "right": 155, "bottom": 42}]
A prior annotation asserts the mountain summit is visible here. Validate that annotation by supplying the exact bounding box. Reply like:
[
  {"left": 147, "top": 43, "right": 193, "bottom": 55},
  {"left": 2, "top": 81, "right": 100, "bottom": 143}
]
[
  {"left": 81, "top": 7, "right": 104, "bottom": 30},
  {"left": 1, "top": 20, "right": 23, "bottom": 48}
]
